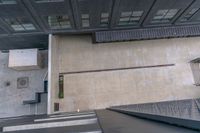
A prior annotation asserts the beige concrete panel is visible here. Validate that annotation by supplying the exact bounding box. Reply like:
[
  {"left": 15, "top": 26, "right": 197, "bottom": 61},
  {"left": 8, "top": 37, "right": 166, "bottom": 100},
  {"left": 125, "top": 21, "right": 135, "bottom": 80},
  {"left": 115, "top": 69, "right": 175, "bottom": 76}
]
[
  {"left": 118, "top": 70, "right": 137, "bottom": 93},
  {"left": 49, "top": 35, "right": 200, "bottom": 113},
  {"left": 93, "top": 71, "right": 121, "bottom": 94},
  {"left": 63, "top": 75, "right": 79, "bottom": 96},
  {"left": 58, "top": 36, "right": 200, "bottom": 73},
  {"left": 73, "top": 95, "right": 96, "bottom": 111},
  {"left": 71, "top": 73, "right": 95, "bottom": 96},
  {"left": 59, "top": 97, "right": 75, "bottom": 113},
  {"left": 59, "top": 36, "right": 94, "bottom": 72},
  {"left": 171, "top": 38, "right": 191, "bottom": 63},
  {"left": 187, "top": 38, "right": 200, "bottom": 59},
  {"left": 59, "top": 95, "right": 96, "bottom": 112},
  {"left": 92, "top": 44, "right": 123, "bottom": 70}
]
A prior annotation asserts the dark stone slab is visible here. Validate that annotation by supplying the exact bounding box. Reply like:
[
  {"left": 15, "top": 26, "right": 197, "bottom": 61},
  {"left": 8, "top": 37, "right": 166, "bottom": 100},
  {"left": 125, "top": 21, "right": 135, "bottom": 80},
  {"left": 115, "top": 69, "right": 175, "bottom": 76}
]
[{"left": 96, "top": 110, "right": 199, "bottom": 133}]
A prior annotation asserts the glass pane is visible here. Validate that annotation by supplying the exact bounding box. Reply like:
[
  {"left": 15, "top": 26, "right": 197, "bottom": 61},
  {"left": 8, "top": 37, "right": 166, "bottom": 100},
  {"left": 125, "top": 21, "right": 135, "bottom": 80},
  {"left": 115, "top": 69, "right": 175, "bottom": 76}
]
[
  {"left": 101, "top": 13, "right": 109, "bottom": 18},
  {"left": 81, "top": 14, "right": 90, "bottom": 28},
  {"left": 132, "top": 11, "right": 143, "bottom": 17},
  {"left": 189, "top": 8, "right": 199, "bottom": 14},
  {"left": 47, "top": 15, "right": 71, "bottom": 29},
  {"left": 156, "top": 10, "right": 168, "bottom": 15},
  {"left": 23, "top": 24, "right": 36, "bottom": 30},
  {"left": 5, "top": 17, "right": 36, "bottom": 31},
  {"left": 153, "top": 16, "right": 163, "bottom": 20},
  {"left": 100, "top": 12, "right": 109, "bottom": 27},
  {"left": 120, "top": 17, "right": 129, "bottom": 22},
  {"left": 81, "top": 14, "right": 89, "bottom": 19},
  {"left": 35, "top": 0, "right": 64, "bottom": 3},
  {"left": 129, "top": 21, "right": 138, "bottom": 25},
  {"left": 118, "top": 21, "right": 128, "bottom": 25},
  {"left": 152, "top": 9, "right": 178, "bottom": 23},
  {"left": 82, "top": 19, "right": 89, "bottom": 27},
  {"left": 121, "top": 12, "right": 132, "bottom": 17},
  {"left": 181, "top": 8, "right": 199, "bottom": 22},
  {"left": 167, "top": 9, "right": 178, "bottom": 17},
  {"left": 61, "top": 21, "right": 71, "bottom": 28},
  {"left": 118, "top": 10, "right": 143, "bottom": 26},
  {"left": 101, "top": 18, "right": 109, "bottom": 23},
  {"left": 0, "top": 0, "right": 16, "bottom": 4},
  {"left": 130, "top": 17, "right": 140, "bottom": 21},
  {"left": 11, "top": 25, "right": 24, "bottom": 31}
]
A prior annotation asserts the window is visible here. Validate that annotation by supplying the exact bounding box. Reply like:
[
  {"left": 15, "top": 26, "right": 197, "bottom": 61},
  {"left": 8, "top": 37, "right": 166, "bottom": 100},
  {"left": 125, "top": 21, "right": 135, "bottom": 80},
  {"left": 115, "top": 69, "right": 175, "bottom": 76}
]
[
  {"left": 0, "top": 0, "right": 16, "bottom": 4},
  {"left": 152, "top": 9, "right": 179, "bottom": 23},
  {"left": 35, "top": 0, "right": 64, "bottom": 3},
  {"left": 180, "top": 8, "right": 199, "bottom": 22},
  {"left": 5, "top": 18, "right": 36, "bottom": 31},
  {"left": 118, "top": 11, "right": 143, "bottom": 26},
  {"left": 100, "top": 13, "right": 109, "bottom": 27},
  {"left": 81, "top": 14, "right": 90, "bottom": 28},
  {"left": 47, "top": 15, "right": 71, "bottom": 29}
]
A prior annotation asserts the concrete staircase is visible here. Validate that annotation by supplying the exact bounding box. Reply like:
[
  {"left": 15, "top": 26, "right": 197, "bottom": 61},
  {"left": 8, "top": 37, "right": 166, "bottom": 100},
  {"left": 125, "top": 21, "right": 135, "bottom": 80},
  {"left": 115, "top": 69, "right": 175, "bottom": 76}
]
[
  {"left": 23, "top": 81, "right": 48, "bottom": 105},
  {"left": 23, "top": 81, "right": 48, "bottom": 115}
]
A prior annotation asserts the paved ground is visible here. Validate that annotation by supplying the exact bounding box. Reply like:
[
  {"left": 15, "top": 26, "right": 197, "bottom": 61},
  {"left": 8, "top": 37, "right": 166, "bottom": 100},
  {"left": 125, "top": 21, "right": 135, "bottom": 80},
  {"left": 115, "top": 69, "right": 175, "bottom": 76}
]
[
  {"left": 0, "top": 111, "right": 101, "bottom": 133},
  {"left": 0, "top": 50, "right": 48, "bottom": 118}
]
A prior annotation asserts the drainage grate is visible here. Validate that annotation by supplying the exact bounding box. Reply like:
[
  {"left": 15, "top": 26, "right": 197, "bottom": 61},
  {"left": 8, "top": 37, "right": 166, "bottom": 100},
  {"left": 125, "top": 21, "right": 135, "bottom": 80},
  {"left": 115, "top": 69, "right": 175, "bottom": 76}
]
[
  {"left": 17, "top": 77, "right": 29, "bottom": 89},
  {"left": 94, "top": 25, "right": 200, "bottom": 43}
]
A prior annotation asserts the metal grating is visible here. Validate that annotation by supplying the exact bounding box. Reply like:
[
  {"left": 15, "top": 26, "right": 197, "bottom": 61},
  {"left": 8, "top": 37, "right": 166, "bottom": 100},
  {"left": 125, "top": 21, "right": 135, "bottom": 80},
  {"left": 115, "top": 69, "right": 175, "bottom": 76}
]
[
  {"left": 94, "top": 25, "right": 200, "bottom": 43},
  {"left": 17, "top": 77, "right": 29, "bottom": 89}
]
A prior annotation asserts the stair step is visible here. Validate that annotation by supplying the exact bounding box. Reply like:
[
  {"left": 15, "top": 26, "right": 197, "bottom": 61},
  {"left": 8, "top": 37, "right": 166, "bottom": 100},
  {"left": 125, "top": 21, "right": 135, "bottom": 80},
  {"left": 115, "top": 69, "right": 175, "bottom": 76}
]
[
  {"left": 23, "top": 93, "right": 41, "bottom": 105},
  {"left": 23, "top": 100, "right": 39, "bottom": 104},
  {"left": 35, "top": 93, "right": 47, "bottom": 114},
  {"left": 3, "top": 118, "right": 98, "bottom": 132},
  {"left": 34, "top": 113, "right": 96, "bottom": 122}
]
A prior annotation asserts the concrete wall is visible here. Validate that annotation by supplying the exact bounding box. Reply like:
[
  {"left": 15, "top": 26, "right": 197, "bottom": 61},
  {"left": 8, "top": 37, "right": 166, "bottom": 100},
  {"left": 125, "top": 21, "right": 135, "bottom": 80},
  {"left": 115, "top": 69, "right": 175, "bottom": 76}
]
[
  {"left": 49, "top": 35, "right": 200, "bottom": 113},
  {"left": 0, "top": 50, "right": 48, "bottom": 118}
]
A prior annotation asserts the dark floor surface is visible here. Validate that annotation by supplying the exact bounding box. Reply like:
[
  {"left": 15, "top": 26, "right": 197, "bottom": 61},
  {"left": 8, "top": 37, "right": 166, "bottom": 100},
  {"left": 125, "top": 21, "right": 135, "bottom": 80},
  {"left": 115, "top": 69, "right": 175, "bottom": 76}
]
[{"left": 96, "top": 110, "right": 200, "bottom": 133}]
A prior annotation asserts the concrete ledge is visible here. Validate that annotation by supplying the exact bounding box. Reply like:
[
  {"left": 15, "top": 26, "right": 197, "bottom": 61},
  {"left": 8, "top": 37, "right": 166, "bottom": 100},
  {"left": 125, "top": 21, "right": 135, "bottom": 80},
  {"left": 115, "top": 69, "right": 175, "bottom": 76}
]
[
  {"left": 3, "top": 118, "right": 98, "bottom": 132},
  {"left": 34, "top": 114, "right": 96, "bottom": 122}
]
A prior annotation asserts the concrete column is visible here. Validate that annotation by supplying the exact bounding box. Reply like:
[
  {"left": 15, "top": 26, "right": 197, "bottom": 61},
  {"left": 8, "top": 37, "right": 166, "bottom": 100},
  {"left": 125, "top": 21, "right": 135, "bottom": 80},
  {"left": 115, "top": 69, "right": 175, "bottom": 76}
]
[{"left": 48, "top": 34, "right": 60, "bottom": 114}]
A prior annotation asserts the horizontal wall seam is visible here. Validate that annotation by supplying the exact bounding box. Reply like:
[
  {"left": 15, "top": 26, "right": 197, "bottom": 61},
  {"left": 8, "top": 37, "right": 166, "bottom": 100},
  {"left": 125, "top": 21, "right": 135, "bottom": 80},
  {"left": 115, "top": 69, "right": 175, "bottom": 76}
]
[{"left": 60, "top": 64, "right": 175, "bottom": 75}]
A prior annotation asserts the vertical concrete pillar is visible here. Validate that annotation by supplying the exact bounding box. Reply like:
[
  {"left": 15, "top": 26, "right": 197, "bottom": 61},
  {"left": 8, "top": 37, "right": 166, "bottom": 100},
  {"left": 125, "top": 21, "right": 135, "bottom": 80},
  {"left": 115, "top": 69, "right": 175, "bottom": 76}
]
[{"left": 48, "top": 34, "right": 60, "bottom": 114}]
